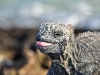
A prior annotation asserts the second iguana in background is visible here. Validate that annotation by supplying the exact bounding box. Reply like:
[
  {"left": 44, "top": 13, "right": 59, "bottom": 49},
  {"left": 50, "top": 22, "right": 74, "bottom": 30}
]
[{"left": 36, "top": 22, "right": 100, "bottom": 75}]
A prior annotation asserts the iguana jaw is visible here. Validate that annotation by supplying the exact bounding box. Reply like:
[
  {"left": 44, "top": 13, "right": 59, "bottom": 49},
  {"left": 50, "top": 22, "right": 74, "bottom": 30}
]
[{"left": 36, "top": 41, "right": 53, "bottom": 47}]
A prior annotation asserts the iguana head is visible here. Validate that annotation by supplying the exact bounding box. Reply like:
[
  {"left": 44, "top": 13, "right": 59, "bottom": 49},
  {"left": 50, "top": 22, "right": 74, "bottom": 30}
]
[{"left": 36, "top": 22, "right": 75, "bottom": 60}]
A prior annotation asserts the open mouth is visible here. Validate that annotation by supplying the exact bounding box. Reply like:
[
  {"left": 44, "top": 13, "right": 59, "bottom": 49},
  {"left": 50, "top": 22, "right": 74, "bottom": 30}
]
[
  {"left": 36, "top": 41, "right": 60, "bottom": 54},
  {"left": 36, "top": 41, "right": 53, "bottom": 47}
]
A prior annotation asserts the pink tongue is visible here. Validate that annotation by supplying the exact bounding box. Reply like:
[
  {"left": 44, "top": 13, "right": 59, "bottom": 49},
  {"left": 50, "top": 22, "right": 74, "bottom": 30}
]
[{"left": 37, "top": 41, "right": 52, "bottom": 47}]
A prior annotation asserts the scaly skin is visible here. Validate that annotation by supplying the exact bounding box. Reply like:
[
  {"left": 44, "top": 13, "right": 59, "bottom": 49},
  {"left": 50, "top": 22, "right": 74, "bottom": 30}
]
[{"left": 36, "top": 22, "right": 100, "bottom": 75}]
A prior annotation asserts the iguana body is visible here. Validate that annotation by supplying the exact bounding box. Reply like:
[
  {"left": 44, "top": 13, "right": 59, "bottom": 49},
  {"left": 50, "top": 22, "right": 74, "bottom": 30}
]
[{"left": 36, "top": 22, "right": 100, "bottom": 75}]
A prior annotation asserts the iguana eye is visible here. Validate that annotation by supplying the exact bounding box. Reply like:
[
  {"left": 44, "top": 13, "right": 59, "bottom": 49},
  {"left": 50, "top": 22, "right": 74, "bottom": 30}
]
[{"left": 53, "top": 31, "right": 63, "bottom": 38}]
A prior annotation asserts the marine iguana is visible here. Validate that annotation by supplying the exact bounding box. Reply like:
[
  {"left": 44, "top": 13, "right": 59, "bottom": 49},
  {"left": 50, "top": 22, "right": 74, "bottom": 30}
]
[{"left": 36, "top": 22, "right": 100, "bottom": 75}]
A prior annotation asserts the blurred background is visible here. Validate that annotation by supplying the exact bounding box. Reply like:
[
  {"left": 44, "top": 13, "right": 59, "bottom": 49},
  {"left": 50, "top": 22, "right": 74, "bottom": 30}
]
[{"left": 0, "top": 0, "right": 100, "bottom": 75}]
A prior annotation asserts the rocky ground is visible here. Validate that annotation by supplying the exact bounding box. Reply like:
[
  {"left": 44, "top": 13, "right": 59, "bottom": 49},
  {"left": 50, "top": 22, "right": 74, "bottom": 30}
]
[{"left": 0, "top": 28, "right": 51, "bottom": 75}]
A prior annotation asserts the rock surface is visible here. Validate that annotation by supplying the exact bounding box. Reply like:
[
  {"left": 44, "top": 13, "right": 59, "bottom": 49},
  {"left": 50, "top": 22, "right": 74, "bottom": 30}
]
[{"left": 0, "top": 28, "right": 51, "bottom": 75}]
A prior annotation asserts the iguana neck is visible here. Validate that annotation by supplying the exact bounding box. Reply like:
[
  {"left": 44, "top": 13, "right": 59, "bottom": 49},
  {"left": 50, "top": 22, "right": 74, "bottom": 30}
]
[
  {"left": 48, "top": 53, "right": 60, "bottom": 60},
  {"left": 47, "top": 57, "right": 78, "bottom": 75},
  {"left": 47, "top": 61, "right": 68, "bottom": 75}
]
